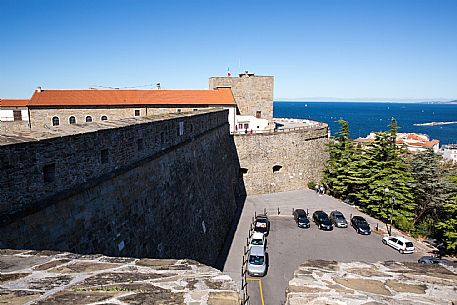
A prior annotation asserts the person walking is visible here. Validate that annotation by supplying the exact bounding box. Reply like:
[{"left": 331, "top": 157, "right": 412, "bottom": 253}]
[{"left": 320, "top": 185, "right": 324, "bottom": 195}]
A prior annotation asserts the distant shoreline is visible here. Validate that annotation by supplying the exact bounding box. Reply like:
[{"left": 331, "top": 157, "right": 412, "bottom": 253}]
[{"left": 413, "top": 121, "right": 457, "bottom": 126}]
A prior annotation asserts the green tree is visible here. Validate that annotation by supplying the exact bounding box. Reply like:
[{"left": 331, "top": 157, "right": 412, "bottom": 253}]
[
  {"left": 362, "top": 119, "right": 415, "bottom": 231},
  {"left": 435, "top": 167, "right": 457, "bottom": 251}
]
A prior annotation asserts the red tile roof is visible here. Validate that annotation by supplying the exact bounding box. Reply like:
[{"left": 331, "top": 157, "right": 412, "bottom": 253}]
[
  {"left": 28, "top": 88, "right": 236, "bottom": 107},
  {"left": 0, "top": 99, "right": 29, "bottom": 107}
]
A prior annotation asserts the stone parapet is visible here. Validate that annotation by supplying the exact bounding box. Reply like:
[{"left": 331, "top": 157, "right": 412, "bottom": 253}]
[
  {"left": 0, "top": 249, "right": 239, "bottom": 305},
  {"left": 286, "top": 260, "right": 457, "bottom": 305}
]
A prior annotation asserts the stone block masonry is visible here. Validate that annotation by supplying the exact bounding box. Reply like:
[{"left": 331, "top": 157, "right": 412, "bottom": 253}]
[
  {"left": 209, "top": 73, "right": 274, "bottom": 121},
  {"left": 0, "top": 109, "right": 241, "bottom": 266},
  {"left": 234, "top": 125, "right": 329, "bottom": 195}
]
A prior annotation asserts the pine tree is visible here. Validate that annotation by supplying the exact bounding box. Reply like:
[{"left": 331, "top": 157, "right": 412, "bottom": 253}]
[{"left": 435, "top": 166, "right": 457, "bottom": 251}]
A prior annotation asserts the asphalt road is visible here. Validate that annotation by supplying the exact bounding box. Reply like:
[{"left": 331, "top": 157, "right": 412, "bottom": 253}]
[{"left": 222, "top": 190, "right": 422, "bottom": 305}]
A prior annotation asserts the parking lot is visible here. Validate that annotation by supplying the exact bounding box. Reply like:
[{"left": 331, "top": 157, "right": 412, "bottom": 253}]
[{"left": 222, "top": 190, "right": 422, "bottom": 305}]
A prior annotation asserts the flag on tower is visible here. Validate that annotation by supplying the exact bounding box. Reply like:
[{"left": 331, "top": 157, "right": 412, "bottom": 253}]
[{"left": 227, "top": 67, "right": 231, "bottom": 77}]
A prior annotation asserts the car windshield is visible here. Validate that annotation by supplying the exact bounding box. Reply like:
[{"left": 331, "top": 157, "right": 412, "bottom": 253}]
[
  {"left": 335, "top": 215, "right": 345, "bottom": 220},
  {"left": 405, "top": 242, "right": 414, "bottom": 247},
  {"left": 251, "top": 239, "right": 263, "bottom": 245},
  {"left": 358, "top": 221, "right": 369, "bottom": 229},
  {"left": 249, "top": 255, "right": 265, "bottom": 265},
  {"left": 298, "top": 216, "right": 308, "bottom": 222}
]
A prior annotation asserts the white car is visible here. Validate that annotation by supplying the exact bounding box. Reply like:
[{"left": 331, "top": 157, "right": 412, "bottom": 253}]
[
  {"left": 382, "top": 236, "right": 415, "bottom": 254},
  {"left": 249, "top": 232, "right": 266, "bottom": 249},
  {"left": 247, "top": 245, "right": 267, "bottom": 277}
]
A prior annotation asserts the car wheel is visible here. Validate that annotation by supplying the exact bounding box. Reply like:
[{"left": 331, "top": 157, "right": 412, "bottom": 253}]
[
  {"left": 420, "top": 261, "right": 426, "bottom": 264},
  {"left": 382, "top": 239, "right": 387, "bottom": 245},
  {"left": 399, "top": 249, "right": 404, "bottom": 254}
]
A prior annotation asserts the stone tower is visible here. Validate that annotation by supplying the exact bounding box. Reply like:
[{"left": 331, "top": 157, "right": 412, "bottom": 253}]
[{"left": 209, "top": 72, "right": 274, "bottom": 122}]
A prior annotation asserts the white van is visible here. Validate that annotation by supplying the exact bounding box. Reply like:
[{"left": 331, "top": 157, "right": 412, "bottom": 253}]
[{"left": 382, "top": 236, "right": 415, "bottom": 254}]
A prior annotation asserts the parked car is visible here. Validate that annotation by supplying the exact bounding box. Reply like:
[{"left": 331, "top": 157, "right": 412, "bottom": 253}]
[
  {"left": 329, "top": 210, "right": 348, "bottom": 228},
  {"left": 350, "top": 216, "right": 371, "bottom": 235},
  {"left": 312, "top": 211, "right": 333, "bottom": 230},
  {"left": 293, "top": 209, "right": 310, "bottom": 228},
  {"left": 249, "top": 232, "right": 266, "bottom": 249},
  {"left": 382, "top": 236, "right": 415, "bottom": 254},
  {"left": 254, "top": 214, "right": 269, "bottom": 236},
  {"left": 247, "top": 245, "right": 267, "bottom": 277},
  {"left": 418, "top": 256, "right": 456, "bottom": 265}
]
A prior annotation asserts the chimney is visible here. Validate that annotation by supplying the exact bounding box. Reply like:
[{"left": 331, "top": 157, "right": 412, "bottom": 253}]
[{"left": 36, "top": 86, "right": 42, "bottom": 92}]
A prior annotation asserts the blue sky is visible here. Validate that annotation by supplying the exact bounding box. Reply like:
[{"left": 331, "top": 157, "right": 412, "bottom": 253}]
[{"left": 1, "top": 0, "right": 456, "bottom": 100}]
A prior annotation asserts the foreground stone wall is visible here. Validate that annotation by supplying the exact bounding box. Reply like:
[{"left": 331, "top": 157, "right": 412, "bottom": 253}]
[
  {"left": 0, "top": 110, "right": 240, "bottom": 266},
  {"left": 286, "top": 260, "right": 457, "bottom": 305},
  {"left": 234, "top": 125, "right": 329, "bottom": 195},
  {"left": 0, "top": 249, "right": 239, "bottom": 305}
]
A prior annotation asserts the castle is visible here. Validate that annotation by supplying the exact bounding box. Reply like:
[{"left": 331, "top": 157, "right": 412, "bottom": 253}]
[{"left": 0, "top": 73, "right": 328, "bottom": 264}]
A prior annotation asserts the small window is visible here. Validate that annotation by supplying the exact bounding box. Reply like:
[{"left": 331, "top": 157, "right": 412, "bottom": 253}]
[
  {"left": 13, "top": 110, "right": 22, "bottom": 121},
  {"left": 239, "top": 168, "right": 248, "bottom": 177},
  {"left": 178, "top": 121, "right": 184, "bottom": 136},
  {"left": 177, "top": 109, "right": 182, "bottom": 113},
  {"left": 256, "top": 111, "right": 262, "bottom": 118},
  {"left": 86, "top": 116, "right": 93, "bottom": 123},
  {"left": 101, "top": 149, "right": 109, "bottom": 164},
  {"left": 43, "top": 163, "right": 56, "bottom": 183},
  {"left": 137, "top": 138, "right": 144, "bottom": 151},
  {"left": 193, "top": 109, "right": 198, "bottom": 112},
  {"left": 273, "top": 165, "right": 283, "bottom": 173},
  {"left": 101, "top": 115, "right": 108, "bottom": 121},
  {"left": 52, "top": 116, "right": 60, "bottom": 126},
  {"left": 243, "top": 123, "right": 249, "bottom": 129},
  {"left": 69, "top": 116, "right": 76, "bottom": 124},
  {"left": 134, "top": 110, "right": 140, "bottom": 116},
  {"left": 160, "top": 132, "right": 165, "bottom": 145}
]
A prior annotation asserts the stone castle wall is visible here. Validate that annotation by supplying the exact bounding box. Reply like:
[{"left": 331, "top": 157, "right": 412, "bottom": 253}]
[
  {"left": 0, "top": 110, "right": 241, "bottom": 266},
  {"left": 234, "top": 125, "right": 329, "bottom": 195},
  {"left": 209, "top": 74, "right": 274, "bottom": 121}
]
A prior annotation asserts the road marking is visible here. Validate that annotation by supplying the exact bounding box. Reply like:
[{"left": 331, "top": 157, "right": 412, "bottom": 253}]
[{"left": 246, "top": 278, "right": 265, "bottom": 305}]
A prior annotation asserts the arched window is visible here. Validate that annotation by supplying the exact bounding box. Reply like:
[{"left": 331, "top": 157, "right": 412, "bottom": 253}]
[
  {"left": 52, "top": 116, "right": 60, "bottom": 126},
  {"left": 86, "top": 116, "right": 93, "bottom": 123},
  {"left": 101, "top": 115, "right": 108, "bottom": 121},
  {"left": 69, "top": 116, "right": 76, "bottom": 124}
]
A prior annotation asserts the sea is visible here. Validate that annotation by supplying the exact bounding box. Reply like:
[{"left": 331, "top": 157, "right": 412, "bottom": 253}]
[{"left": 273, "top": 101, "right": 457, "bottom": 145}]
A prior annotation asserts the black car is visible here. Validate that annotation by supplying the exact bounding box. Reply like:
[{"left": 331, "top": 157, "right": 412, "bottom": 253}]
[
  {"left": 351, "top": 216, "right": 371, "bottom": 235},
  {"left": 418, "top": 256, "right": 456, "bottom": 265},
  {"left": 254, "top": 214, "right": 270, "bottom": 235},
  {"left": 329, "top": 210, "right": 348, "bottom": 228},
  {"left": 312, "top": 211, "right": 333, "bottom": 230},
  {"left": 293, "top": 209, "right": 310, "bottom": 228}
]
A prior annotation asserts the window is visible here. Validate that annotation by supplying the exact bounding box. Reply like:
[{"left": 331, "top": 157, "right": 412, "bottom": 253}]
[
  {"left": 243, "top": 123, "right": 249, "bottom": 129},
  {"left": 52, "top": 116, "right": 60, "bottom": 126},
  {"left": 101, "top": 115, "right": 108, "bottom": 121},
  {"left": 137, "top": 138, "right": 144, "bottom": 151},
  {"left": 86, "top": 116, "right": 93, "bottom": 123},
  {"left": 193, "top": 109, "right": 198, "bottom": 112},
  {"left": 177, "top": 109, "right": 182, "bottom": 113},
  {"left": 273, "top": 165, "right": 283, "bottom": 173},
  {"left": 134, "top": 110, "right": 140, "bottom": 116},
  {"left": 178, "top": 121, "right": 184, "bottom": 136},
  {"left": 13, "top": 110, "right": 22, "bottom": 121},
  {"left": 43, "top": 163, "right": 56, "bottom": 183},
  {"left": 101, "top": 149, "right": 109, "bottom": 164},
  {"left": 69, "top": 116, "right": 76, "bottom": 124},
  {"left": 239, "top": 168, "right": 248, "bottom": 177},
  {"left": 256, "top": 111, "right": 262, "bottom": 118}
]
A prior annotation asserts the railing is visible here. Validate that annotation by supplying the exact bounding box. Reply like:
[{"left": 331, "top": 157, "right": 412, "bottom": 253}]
[{"left": 232, "top": 123, "right": 327, "bottom": 136}]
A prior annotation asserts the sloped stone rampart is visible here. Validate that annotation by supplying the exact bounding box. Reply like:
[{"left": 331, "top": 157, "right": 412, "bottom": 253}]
[
  {"left": 286, "top": 260, "right": 457, "bottom": 305},
  {"left": 0, "top": 249, "right": 239, "bottom": 305}
]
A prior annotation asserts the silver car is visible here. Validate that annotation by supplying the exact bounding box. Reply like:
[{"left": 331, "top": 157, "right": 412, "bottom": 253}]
[
  {"left": 247, "top": 245, "right": 267, "bottom": 277},
  {"left": 330, "top": 210, "right": 348, "bottom": 228}
]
